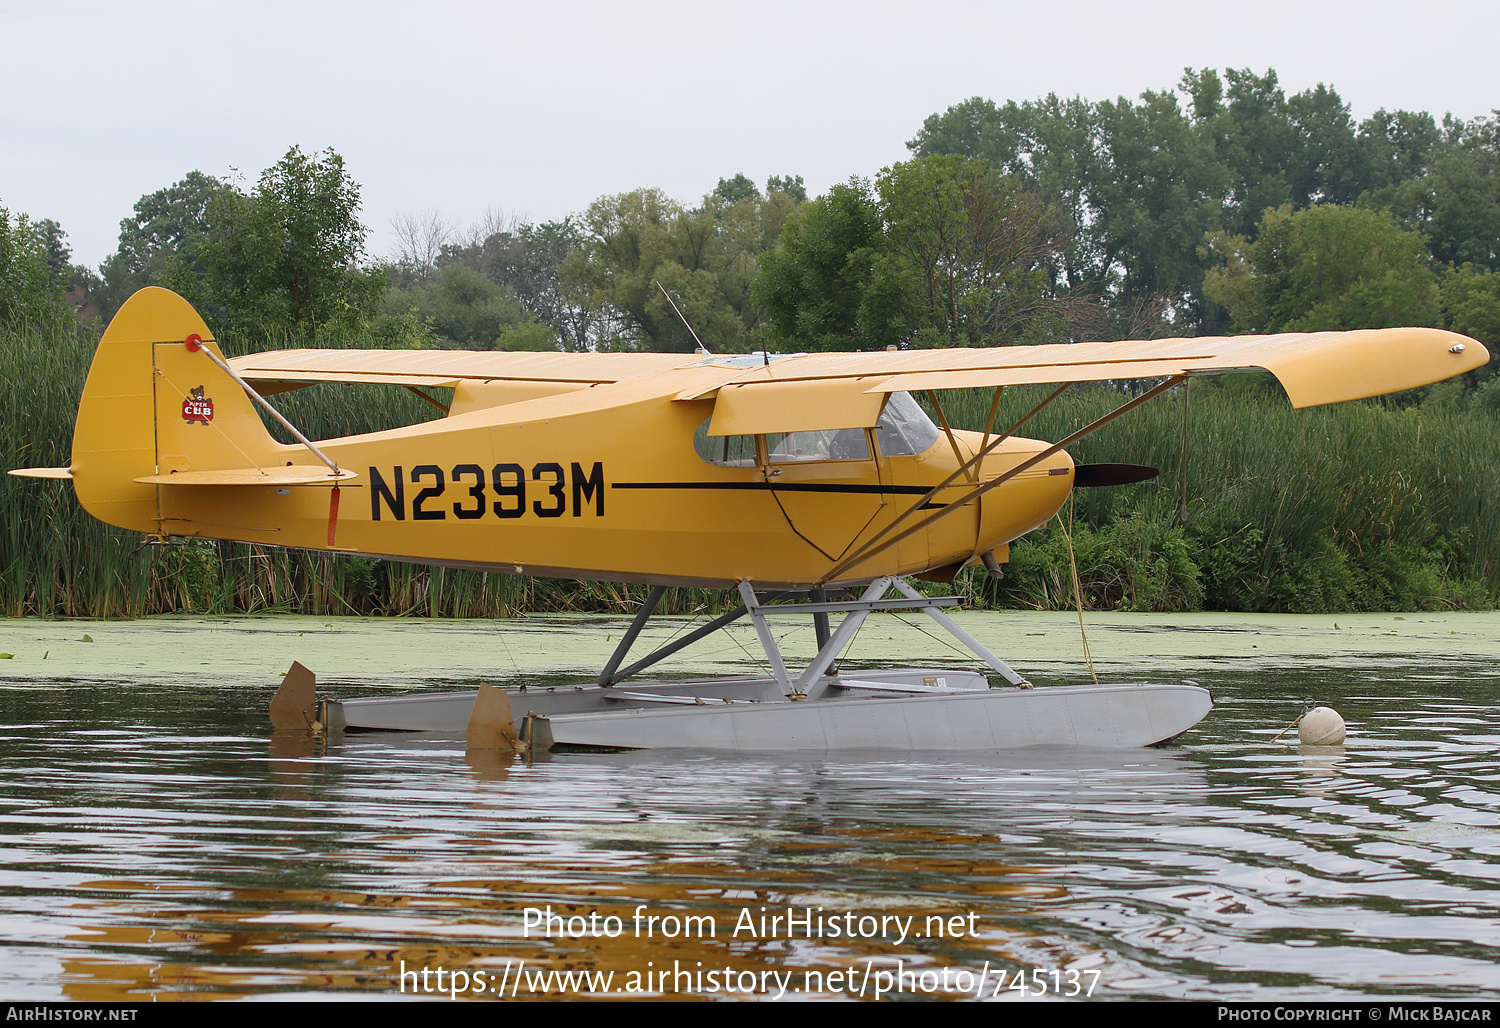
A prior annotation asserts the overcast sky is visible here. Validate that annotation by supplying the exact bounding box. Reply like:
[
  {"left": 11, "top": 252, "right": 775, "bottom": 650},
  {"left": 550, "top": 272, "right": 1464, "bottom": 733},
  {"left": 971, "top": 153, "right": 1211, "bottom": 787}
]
[{"left": 4, "top": 0, "right": 1497, "bottom": 268}]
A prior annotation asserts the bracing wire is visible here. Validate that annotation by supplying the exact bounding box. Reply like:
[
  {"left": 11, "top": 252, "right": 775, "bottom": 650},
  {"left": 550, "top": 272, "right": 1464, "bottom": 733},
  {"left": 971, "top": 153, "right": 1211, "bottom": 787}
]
[{"left": 888, "top": 610, "right": 977, "bottom": 663}]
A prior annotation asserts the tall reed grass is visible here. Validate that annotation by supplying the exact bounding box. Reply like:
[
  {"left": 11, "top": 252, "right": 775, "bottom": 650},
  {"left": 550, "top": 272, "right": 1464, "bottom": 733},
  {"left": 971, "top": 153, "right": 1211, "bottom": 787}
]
[
  {"left": 935, "top": 378, "right": 1500, "bottom": 612},
  {"left": 5, "top": 316, "right": 1495, "bottom": 616},
  {"left": 1, "top": 317, "right": 728, "bottom": 618}
]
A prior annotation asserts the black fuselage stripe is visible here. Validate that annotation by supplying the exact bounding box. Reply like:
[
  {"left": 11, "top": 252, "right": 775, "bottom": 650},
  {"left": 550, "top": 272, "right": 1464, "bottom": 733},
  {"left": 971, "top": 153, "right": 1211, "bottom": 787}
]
[{"left": 612, "top": 481, "right": 935, "bottom": 495}]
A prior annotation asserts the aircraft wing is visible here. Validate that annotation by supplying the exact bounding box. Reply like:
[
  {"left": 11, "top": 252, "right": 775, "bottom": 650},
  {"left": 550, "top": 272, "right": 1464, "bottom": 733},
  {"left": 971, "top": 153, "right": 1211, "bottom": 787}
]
[
  {"left": 228, "top": 349, "right": 689, "bottom": 394},
  {"left": 681, "top": 327, "right": 1487, "bottom": 435},
  {"left": 226, "top": 327, "right": 1487, "bottom": 420},
  {"left": 743, "top": 327, "right": 1489, "bottom": 410}
]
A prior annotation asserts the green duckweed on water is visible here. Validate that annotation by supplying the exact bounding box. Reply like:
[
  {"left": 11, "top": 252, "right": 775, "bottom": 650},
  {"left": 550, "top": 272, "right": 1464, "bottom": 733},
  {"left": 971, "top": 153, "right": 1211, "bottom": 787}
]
[{"left": 2, "top": 610, "right": 1497, "bottom": 691}]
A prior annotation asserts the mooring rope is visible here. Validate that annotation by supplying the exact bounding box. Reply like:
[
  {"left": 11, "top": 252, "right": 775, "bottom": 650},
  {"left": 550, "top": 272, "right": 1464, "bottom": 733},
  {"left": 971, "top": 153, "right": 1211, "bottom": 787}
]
[{"left": 1063, "top": 495, "right": 1099, "bottom": 685}]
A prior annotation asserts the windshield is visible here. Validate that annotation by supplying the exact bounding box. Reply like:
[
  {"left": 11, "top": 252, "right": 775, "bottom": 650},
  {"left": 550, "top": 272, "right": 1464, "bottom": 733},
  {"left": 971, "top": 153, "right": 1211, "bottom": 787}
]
[{"left": 874, "top": 392, "right": 941, "bottom": 457}]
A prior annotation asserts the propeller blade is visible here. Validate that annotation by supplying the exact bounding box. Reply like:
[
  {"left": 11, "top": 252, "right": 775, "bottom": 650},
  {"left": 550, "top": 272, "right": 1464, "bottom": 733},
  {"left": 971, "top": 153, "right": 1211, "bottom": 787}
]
[{"left": 1072, "top": 463, "right": 1159, "bottom": 488}]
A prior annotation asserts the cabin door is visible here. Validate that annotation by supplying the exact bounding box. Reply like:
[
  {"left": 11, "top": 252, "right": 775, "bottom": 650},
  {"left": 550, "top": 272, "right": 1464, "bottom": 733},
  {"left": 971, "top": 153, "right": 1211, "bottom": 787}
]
[{"left": 763, "top": 428, "right": 885, "bottom": 562}]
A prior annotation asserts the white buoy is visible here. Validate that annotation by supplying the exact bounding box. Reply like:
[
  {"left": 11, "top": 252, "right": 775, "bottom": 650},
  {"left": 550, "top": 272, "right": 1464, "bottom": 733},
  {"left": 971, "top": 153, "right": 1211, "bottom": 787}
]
[{"left": 1298, "top": 706, "right": 1346, "bottom": 746}]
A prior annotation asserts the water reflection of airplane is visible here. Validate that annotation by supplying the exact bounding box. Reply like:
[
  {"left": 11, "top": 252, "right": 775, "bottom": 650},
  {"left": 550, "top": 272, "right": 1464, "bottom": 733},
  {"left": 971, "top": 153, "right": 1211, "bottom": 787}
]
[{"left": 11, "top": 288, "right": 1487, "bottom": 751}]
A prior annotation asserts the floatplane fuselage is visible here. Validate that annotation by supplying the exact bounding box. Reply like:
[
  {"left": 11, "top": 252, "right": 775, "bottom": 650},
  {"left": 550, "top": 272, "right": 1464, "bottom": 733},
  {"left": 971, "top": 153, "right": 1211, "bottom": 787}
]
[{"left": 59, "top": 291, "right": 1072, "bottom": 590}]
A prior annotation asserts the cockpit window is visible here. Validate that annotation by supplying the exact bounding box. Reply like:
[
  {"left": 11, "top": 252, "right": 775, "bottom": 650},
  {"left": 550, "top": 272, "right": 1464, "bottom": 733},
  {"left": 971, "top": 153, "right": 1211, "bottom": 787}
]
[
  {"left": 695, "top": 413, "right": 898, "bottom": 467},
  {"left": 693, "top": 420, "right": 758, "bottom": 467},
  {"left": 766, "top": 428, "right": 870, "bottom": 463},
  {"left": 875, "top": 391, "right": 941, "bottom": 457}
]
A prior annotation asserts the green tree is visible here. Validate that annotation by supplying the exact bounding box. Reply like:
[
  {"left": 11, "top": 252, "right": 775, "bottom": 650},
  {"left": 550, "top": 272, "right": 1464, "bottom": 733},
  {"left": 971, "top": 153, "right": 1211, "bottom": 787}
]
[
  {"left": 466, "top": 218, "right": 595, "bottom": 350},
  {"left": 766, "top": 175, "right": 808, "bottom": 203},
  {"left": 705, "top": 184, "right": 802, "bottom": 342},
  {"left": 1441, "top": 262, "right": 1500, "bottom": 351},
  {"left": 561, "top": 188, "right": 708, "bottom": 350},
  {"left": 877, "top": 155, "right": 1063, "bottom": 345},
  {"left": 189, "top": 148, "right": 385, "bottom": 341},
  {"left": 755, "top": 157, "right": 1064, "bottom": 350},
  {"left": 97, "top": 171, "right": 231, "bottom": 317},
  {"left": 27, "top": 217, "right": 97, "bottom": 300},
  {"left": 713, "top": 174, "right": 760, "bottom": 204},
  {"left": 908, "top": 94, "right": 1101, "bottom": 291},
  {"left": 753, "top": 179, "right": 889, "bottom": 349},
  {"left": 909, "top": 71, "right": 1456, "bottom": 335},
  {"left": 1363, "top": 112, "right": 1500, "bottom": 273},
  {"left": 910, "top": 87, "right": 1223, "bottom": 325},
  {"left": 1184, "top": 70, "right": 1370, "bottom": 227},
  {"left": 1286, "top": 83, "right": 1368, "bottom": 206},
  {"left": 0, "top": 206, "right": 68, "bottom": 326},
  {"left": 1092, "top": 87, "right": 1228, "bottom": 308},
  {"left": 1359, "top": 108, "right": 1445, "bottom": 190},
  {"left": 1198, "top": 230, "right": 1257, "bottom": 326},
  {"left": 33, "top": 219, "right": 71, "bottom": 282},
  {"left": 561, "top": 183, "right": 800, "bottom": 351},
  {"left": 1194, "top": 70, "right": 1305, "bottom": 237},
  {"left": 1204, "top": 204, "right": 1440, "bottom": 333},
  {"left": 1444, "top": 262, "right": 1500, "bottom": 401},
  {"left": 494, "top": 320, "right": 561, "bottom": 350},
  {"left": 385, "top": 263, "right": 549, "bottom": 348}
]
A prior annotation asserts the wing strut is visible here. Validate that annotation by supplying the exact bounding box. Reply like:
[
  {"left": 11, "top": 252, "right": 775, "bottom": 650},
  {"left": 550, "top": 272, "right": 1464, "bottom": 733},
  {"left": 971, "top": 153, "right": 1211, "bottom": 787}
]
[
  {"left": 824, "top": 383, "right": 1071, "bottom": 584},
  {"left": 822, "top": 376, "right": 1186, "bottom": 584},
  {"left": 926, "top": 390, "right": 976, "bottom": 483},
  {"left": 822, "top": 382, "right": 1070, "bottom": 582}
]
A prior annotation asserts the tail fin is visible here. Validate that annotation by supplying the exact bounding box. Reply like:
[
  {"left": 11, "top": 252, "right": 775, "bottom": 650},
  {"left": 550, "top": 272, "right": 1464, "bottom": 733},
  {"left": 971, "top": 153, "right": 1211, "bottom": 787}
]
[{"left": 72, "top": 287, "right": 284, "bottom": 534}]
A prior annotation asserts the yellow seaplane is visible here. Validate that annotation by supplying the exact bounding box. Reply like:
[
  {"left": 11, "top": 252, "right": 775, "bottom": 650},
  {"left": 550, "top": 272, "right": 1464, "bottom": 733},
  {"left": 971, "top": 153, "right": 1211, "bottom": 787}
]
[{"left": 11, "top": 287, "right": 1489, "bottom": 751}]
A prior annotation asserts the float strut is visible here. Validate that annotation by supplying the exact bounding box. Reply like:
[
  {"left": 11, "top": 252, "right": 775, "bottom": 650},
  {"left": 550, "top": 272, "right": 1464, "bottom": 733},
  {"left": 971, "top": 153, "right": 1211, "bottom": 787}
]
[
  {"left": 738, "top": 582, "right": 795, "bottom": 693},
  {"left": 797, "top": 579, "right": 893, "bottom": 699},
  {"left": 890, "top": 578, "right": 1030, "bottom": 686},
  {"left": 598, "top": 589, "right": 793, "bottom": 686},
  {"left": 810, "top": 587, "right": 833, "bottom": 651},
  {"left": 597, "top": 586, "right": 666, "bottom": 687}
]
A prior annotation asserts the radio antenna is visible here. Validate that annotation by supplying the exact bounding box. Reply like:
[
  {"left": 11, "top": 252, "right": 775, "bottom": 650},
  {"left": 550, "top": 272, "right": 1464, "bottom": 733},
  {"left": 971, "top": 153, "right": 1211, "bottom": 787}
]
[{"left": 656, "top": 281, "right": 710, "bottom": 356}]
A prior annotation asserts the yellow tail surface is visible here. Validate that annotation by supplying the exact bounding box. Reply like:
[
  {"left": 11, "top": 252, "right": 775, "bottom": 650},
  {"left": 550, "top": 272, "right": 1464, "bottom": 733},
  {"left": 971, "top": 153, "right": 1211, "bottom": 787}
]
[{"left": 72, "top": 287, "right": 285, "bottom": 534}]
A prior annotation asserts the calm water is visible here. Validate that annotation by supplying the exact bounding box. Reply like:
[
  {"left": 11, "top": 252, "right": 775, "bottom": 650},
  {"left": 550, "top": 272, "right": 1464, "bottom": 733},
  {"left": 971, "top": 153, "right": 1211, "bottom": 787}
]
[{"left": 0, "top": 621, "right": 1496, "bottom": 1001}]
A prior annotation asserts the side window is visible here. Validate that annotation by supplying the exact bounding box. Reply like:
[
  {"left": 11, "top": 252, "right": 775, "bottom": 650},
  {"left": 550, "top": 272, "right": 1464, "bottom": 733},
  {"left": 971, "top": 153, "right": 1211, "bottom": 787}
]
[
  {"left": 766, "top": 428, "right": 870, "bottom": 463},
  {"left": 875, "top": 391, "right": 941, "bottom": 457},
  {"left": 693, "top": 419, "right": 758, "bottom": 467},
  {"left": 693, "top": 419, "right": 876, "bottom": 466}
]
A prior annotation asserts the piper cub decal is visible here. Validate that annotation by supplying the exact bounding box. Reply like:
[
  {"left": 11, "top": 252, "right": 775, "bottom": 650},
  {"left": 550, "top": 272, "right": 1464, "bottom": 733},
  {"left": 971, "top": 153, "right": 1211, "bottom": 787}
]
[{"left": 182, "top": 386, "right": 213, "bottom": 425}]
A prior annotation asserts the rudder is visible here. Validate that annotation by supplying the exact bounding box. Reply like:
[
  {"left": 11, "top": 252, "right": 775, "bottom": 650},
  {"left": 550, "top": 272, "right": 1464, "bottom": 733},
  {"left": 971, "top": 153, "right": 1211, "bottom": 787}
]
[{"left": 72, "top": 287, "right": 284, "bottom": 534}]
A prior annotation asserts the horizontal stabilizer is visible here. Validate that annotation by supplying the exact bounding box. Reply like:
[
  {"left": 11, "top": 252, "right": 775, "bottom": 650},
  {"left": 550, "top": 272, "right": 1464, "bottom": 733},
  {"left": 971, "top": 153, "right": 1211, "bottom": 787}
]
[
  {"left": 1072, "top": 463, "right": 1160, "bottom": 488},
  {"left": 133, "top": 467, "right": 358, "bottom": 486},
  {"left": 8, "top": 467, "right": 73, "bottom": 480}
]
